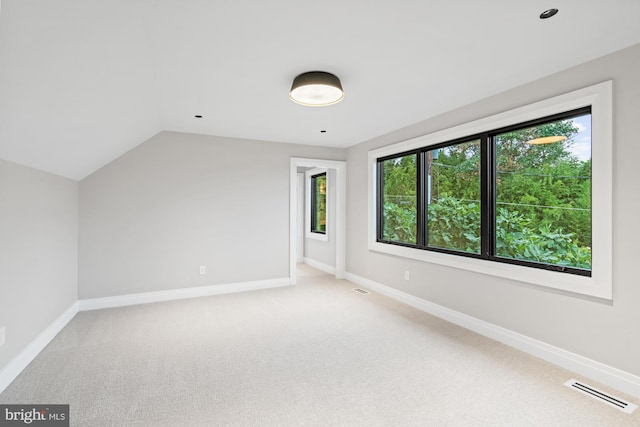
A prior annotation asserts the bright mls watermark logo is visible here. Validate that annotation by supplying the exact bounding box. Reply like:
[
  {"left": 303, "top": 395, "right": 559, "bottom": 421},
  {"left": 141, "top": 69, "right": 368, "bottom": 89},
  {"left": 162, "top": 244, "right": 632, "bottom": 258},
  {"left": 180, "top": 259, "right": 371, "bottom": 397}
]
[{"left": 0, "top": 405, "right": 68, "bottom": 426}]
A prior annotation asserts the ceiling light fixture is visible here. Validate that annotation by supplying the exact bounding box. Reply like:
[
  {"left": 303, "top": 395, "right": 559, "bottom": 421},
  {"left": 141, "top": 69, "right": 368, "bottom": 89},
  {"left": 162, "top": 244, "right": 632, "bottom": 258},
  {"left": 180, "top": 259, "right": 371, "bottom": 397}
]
[
  {"left": 526, "top": 135, "right": 567, "bottom": 145},
  {"left": 539, "top": 8, "right": 559, "bottom": 19},
  {"left": 289, "top": 71, "right": 344, "bottom": 106}
]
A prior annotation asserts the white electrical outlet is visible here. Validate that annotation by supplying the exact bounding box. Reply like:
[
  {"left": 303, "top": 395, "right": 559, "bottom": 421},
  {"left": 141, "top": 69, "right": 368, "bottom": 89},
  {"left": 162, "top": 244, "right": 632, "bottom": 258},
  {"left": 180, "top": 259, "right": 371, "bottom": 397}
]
[
  {"left": 0, "top": 326, "right": 5, "bottom": 347},
  {"left": 404, "top": 270, "right": 410, "bottom": 281},
  {"left": 199, "top": 265, "right": 206, "bottom": 275}
]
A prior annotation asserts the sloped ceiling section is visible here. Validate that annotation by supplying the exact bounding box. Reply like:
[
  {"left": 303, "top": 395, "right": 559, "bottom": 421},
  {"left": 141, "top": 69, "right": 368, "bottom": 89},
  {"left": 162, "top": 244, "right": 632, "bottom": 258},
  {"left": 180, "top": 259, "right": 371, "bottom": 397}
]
[{"left": 1, "top": 0, "right": 639, "bottom": 180}]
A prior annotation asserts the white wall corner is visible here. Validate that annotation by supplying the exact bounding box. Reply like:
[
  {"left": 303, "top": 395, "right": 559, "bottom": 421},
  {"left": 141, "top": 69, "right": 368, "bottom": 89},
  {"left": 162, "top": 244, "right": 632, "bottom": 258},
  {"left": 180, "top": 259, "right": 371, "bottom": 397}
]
[
  {"left": 0, "top": 302, "right": 79, "bottom": 394},
  {"left": 344, "top": 271, "right": 640, "bottom": 400}
]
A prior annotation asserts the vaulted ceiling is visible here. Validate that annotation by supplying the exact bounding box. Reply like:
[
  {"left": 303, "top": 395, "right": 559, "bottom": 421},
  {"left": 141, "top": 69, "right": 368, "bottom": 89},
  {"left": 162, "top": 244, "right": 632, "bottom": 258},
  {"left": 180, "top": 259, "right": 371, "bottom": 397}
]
[{"left": 1, "top": 0, "right": 639, "bottom": 180}]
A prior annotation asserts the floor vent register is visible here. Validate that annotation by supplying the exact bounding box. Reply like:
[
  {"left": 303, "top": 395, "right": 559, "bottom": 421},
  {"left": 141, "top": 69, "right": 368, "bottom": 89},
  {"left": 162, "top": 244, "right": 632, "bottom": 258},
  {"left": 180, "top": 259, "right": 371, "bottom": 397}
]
[{"left": 564, "top": 379, "right": 637, "bottom": 414}]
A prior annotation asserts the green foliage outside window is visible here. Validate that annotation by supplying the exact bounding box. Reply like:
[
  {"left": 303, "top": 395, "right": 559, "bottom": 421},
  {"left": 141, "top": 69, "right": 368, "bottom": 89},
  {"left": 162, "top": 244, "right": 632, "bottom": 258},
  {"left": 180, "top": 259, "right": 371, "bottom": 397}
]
[
  {"left": 427, "top": 140, "right": 481, "bottom": 253},
  {"left": 381, "top": 154, "right": 416, "bottom": 244},
  {"left": 427, "top": 196, "right": 481, "bottom": 253},
  {"left": 494, "top": 116, "right": 591, "bottom": 268}
]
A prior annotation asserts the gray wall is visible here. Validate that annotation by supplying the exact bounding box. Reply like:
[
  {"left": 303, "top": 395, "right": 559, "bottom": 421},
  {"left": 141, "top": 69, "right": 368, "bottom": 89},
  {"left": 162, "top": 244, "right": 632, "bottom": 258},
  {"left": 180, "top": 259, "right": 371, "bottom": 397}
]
[
  {"left": 79, "top": 131, "right": 345, "bottom": 299},
  {"left": 0, "top": 159, "right": 78, "bottom": 369},
  {"left": 304, "top": 168, "right": 337, "bottom": 268},
  {"left": 346, "top": 43, "right": 640, "bottom": 376}
]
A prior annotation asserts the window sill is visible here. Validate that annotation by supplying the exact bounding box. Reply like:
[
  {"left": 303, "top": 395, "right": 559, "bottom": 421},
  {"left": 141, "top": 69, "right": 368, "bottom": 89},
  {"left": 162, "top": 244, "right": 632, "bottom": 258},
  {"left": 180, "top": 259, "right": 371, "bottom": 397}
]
[
  {"left": 306, "top": 232, "right": 329, "bottom": 242},
  {"left": 368, "top": 240, "right": 610, "bottom": 300}
]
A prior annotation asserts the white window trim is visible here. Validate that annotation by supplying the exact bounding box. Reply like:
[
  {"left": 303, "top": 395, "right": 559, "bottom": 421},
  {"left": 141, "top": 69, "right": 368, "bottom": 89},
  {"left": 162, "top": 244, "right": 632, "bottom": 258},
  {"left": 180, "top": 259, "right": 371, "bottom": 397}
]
[
  {"left": 306, "top": 168, "right": 329, "bottom": 241},
  {"left": 368, "top": 81, "right": 613, "bottom": 300}
]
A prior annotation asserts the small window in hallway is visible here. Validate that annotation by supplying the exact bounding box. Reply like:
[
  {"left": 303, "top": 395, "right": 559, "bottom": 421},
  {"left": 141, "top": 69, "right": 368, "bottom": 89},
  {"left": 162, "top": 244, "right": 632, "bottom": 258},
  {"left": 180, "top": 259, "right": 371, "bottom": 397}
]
[{"left": 311, "top": 172, "right": 327, "bottom": 234}]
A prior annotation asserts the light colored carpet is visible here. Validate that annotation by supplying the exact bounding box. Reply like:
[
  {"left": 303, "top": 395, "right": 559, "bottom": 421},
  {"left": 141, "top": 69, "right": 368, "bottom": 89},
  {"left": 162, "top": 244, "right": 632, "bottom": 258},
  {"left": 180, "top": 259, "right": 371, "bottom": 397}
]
[{"left": 1, "top": 264, "right": 638, "bottom": 426}]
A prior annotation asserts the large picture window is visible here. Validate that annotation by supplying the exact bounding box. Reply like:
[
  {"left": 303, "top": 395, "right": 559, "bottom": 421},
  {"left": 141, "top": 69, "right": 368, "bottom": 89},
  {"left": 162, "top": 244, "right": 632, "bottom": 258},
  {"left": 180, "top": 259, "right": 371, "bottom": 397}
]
[
  {"left": 377, "top": 108, "right": 591, "bottom": 276},
  {"left": 369, "top": 82, "right": 611, "bottom": 299}
]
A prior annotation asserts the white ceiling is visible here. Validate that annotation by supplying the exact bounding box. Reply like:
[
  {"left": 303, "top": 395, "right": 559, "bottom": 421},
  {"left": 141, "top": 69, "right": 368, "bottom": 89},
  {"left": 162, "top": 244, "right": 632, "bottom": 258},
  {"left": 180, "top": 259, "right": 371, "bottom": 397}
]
[{"left": 1, "top": 0, "right": 639, "bottom": 180}]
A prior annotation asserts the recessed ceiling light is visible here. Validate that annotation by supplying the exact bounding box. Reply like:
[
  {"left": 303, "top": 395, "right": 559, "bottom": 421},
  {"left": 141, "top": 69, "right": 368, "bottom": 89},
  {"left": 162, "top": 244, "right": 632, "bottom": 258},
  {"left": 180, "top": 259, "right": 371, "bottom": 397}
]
[
  {"left": 320, "top": 130, "right": 327, "bottom": 133},
  {"left": 539, "top": 8, "right": 559, "bottom": 19},
  {"left": 195, "top": 115, "right": 203, "bottom": 118},
  {"left": 290, "top": 71, "right": 344, "bottom": 107}
]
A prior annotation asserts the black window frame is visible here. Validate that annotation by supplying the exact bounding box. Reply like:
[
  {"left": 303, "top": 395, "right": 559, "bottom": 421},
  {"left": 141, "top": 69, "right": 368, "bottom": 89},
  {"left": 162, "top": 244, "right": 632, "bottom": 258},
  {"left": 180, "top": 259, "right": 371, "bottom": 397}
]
[
  {"left": 310, "top": 172, "right": 327, "bottom": 235},
  {"left": 376, "top": 149, "right": 421, "bottom": 247},
  {"left": 376, "top": 106, "right": 592, "bottom": 277}
]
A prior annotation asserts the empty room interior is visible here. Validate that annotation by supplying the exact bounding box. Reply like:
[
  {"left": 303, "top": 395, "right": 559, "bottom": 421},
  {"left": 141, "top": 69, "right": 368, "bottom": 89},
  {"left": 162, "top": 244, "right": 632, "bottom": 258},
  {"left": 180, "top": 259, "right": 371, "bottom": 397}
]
[{"left": 1, "top": 1, "right": 640, "bottom": 425}]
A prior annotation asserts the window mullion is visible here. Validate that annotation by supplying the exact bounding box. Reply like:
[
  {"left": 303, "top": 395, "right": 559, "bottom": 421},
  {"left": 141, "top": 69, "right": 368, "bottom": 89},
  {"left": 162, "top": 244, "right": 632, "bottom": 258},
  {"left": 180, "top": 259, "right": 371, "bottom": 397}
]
[
  {"left": 480, "top": 133, "right": 493, "bottom": 259},
  {"left": 417, "top": 151, "right": 426, "bottom": 248},
  {"left": 376, "top": 161, "right": 384, "bottom": 241}
]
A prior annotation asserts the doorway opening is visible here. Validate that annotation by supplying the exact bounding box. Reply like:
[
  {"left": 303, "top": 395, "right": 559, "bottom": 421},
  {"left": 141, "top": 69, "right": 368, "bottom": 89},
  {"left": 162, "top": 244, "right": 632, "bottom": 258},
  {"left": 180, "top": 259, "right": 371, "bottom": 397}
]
[{"left": 289, "top": 158, "right": 346, "bottom": 285}]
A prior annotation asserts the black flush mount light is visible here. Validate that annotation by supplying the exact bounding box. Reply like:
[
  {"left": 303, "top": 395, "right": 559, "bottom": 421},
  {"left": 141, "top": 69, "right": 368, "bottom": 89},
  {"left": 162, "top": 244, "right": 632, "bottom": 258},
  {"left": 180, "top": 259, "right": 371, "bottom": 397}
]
[
  {"left": 195, "top": 115, "right": 203, "bottom": 118},
  {"left": 540, "top": 8, "right": 559, "bottom": 19},
  {"left": 290, "top": 71, "right": 344, "bottom": 107}
]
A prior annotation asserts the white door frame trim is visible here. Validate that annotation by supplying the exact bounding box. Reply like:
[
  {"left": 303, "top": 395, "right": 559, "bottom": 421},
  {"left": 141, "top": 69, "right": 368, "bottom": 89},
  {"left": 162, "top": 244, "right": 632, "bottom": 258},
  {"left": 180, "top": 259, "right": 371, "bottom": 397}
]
[{"left": 290, "top": 158, "right": 346, "bottom": 285}]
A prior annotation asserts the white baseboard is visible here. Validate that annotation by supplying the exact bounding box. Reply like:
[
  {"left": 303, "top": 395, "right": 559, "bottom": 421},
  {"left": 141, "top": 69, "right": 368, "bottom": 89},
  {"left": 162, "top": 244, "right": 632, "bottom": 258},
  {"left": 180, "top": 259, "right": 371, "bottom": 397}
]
[
  {"left": 0, "top": 302, "right": 79, "bottom": 394},
  {"left": 344, "top": 272, "right": 640, "bottom": 399},
  {"left": 78, "top": 277, "right": 291, "bottom": 311},
  {"left": 303, "top": 258, "right": 336, "bottom": 275}
]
